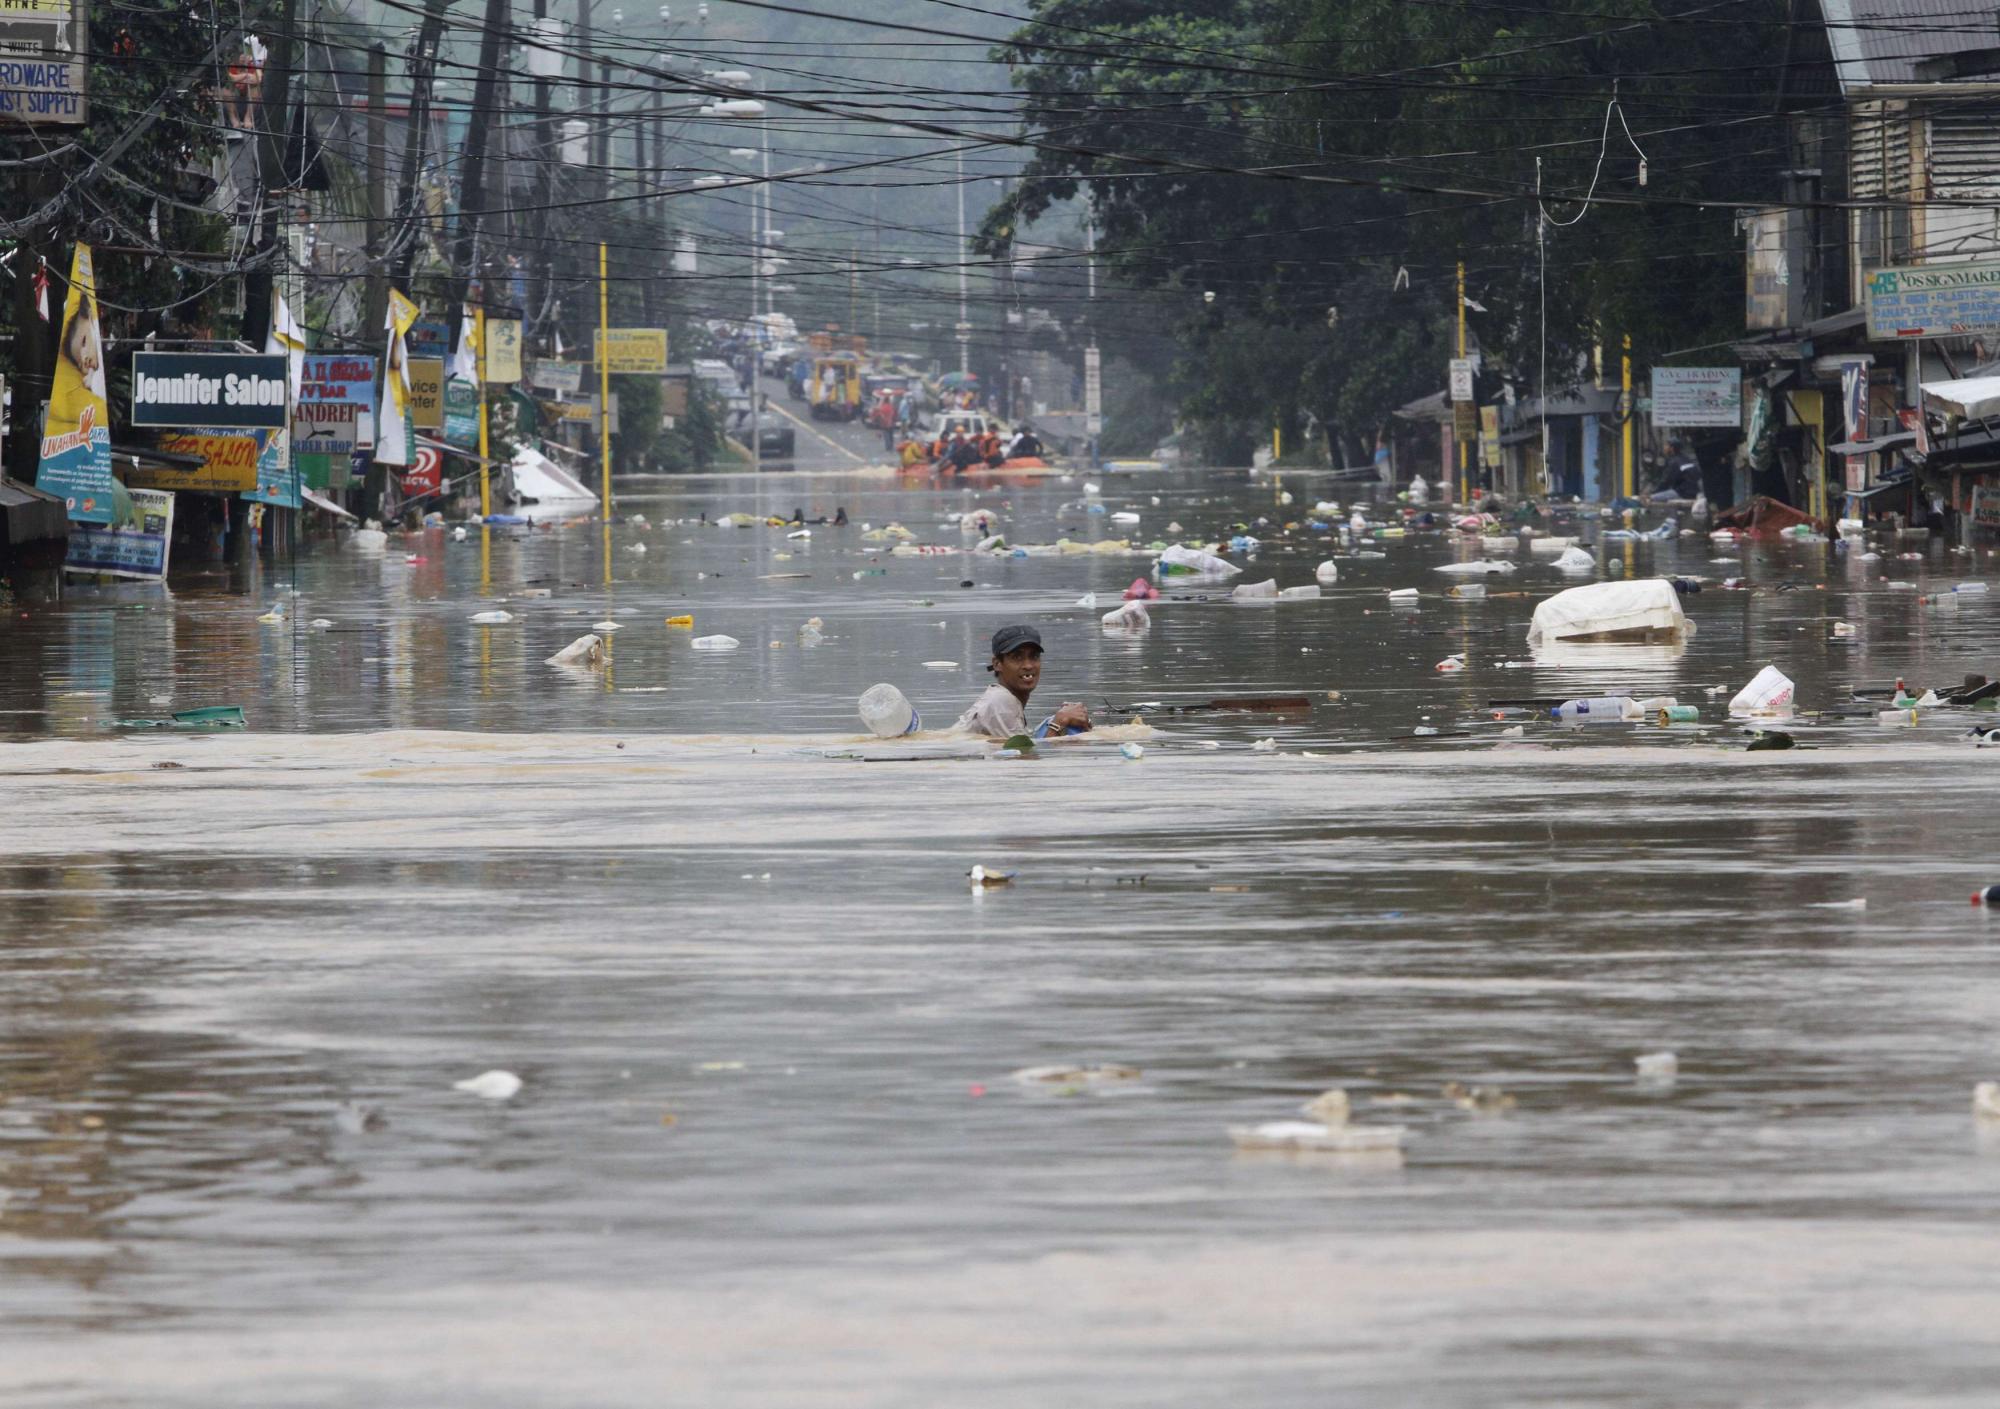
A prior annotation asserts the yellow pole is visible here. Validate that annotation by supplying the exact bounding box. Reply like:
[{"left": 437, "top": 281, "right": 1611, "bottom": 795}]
[
  {"left": 598, "top": 242, "right": 613, "bottom": 521},
  {"left": 1273, "top": 425, "right": 1281, "bottom": 462},
  {"left": 475, "top": 305, "right": 490, "bottom": 517},
  {"left": 1621, "top": 333, "right": 1634, "bottom": 501},
  {"left": 1456, "top": 260, "right": 1468, "bottom": 504}
]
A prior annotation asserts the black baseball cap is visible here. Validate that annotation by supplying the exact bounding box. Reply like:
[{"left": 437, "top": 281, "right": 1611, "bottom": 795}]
[{"left": 990, "top": 624, "right": 1043, "bottom": 658}]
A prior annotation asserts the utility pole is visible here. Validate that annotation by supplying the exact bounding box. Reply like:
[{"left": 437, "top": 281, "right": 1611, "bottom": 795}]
[
  {"left": 8, "top": 198, "right": 51, "bottom": 485},
  {"left": 390, "top": 0, "right": 450, "bottom": 289},
  {"left": 452, "top": 0, "right": 514, "bottom": 310},
  {"left": 1456, "top": 259, "right": 1468, "bottom": 504},
  {"left": 364, "top": 43, "right": 388, "bottom": 338},
  {"left": 241, "top": 0, "right": 296, "bottom": 351},
  {"left": 955, "top": 145, "right": 969, "bottom": 376},
  {"left": 531, "top": 0, "right": 553, "bottom": 349}
]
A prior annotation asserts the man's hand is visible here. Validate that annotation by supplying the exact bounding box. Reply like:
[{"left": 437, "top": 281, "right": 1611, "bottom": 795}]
[{"left": 1051, "top": 701, "right": 1092, "bottom": 732}]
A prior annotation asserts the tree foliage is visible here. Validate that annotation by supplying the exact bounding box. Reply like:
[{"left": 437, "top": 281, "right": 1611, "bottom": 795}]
[{"left": 985, "top": 0, "right": 1795, "bottom": 457}]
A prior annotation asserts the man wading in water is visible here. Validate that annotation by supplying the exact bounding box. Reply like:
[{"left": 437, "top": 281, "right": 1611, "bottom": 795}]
[{"left": 955, "top": 625, "right": 1092, "bottom": 740}]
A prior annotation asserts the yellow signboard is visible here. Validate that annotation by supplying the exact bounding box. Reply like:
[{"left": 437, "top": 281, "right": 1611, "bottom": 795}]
[
  {"left": 1479, "top": 405, "right": 1501, "bottom": 470},
  {"left": 134, "top": 432, "right": 262, "bottom": 492},
  {"left": 409, "top": 357, "right": 444, "bottom": 429},
  {"left": 484, "top": 318, "right": 523, "bottom": 384},
  {"left": 594, "top": 327, "right": 668, "bottom": 374}
]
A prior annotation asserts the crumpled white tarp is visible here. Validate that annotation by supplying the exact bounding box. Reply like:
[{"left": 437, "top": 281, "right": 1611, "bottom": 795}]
[
  {"left": 1155, "top": 544, "right": 1243, "bottom": 579},
  {"left": 1527, "top": 580, "right": 1691, "bottom": 646}
]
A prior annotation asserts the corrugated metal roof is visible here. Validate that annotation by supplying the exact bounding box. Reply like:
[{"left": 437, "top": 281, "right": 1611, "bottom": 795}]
[{"left": 1822, "top": 0, "right": 2000, "bottom": 91}]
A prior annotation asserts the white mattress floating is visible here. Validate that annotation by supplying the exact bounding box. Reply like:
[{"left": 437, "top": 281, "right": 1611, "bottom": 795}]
[{"left": 1526, "top": 580, "right": 1692, "bottom": 647}]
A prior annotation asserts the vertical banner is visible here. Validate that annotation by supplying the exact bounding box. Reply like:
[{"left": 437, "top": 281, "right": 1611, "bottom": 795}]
[
  {"left": 377, "top": 288, "right": 418, "bottom": 466},
  {"left": 484, "top": 317, "right": 523, "bottom": 383},
  {"left": 1839, "top": 360, "right": 1869, "bottom": 445},
  {"left": 266, "top": 291, "right": 307, "bottom": 398},
  {"left": 240, "top": 427, "right": 298, "bottom": 508},
  {"left": 36, "top": 242, "right": 113, "bottom": 522},
  {"left": 1084, "top": 343, "right": 1102, "bottom": 437}
]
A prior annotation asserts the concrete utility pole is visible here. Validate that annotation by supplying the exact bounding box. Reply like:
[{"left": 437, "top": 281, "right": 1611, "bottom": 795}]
[
  {"left": 452, "top": 0, "right": 515, "bottom": 309},
  {"left": 364, "top": 43, "right": 388, "bottom": 337},
  {"left": 390, "top": 0, "right": 450, "bottom": 289},
  {"left": 955, "top": 146, "right": 969, "bottom": 377},
  {"left": 1456, "top": 260, "right": 1468, "bottom": 503},
  {"left": 531, "top": 0, "right": 554, "bottom": 345},
  {"left": 241, "top": 0, "right": 295, "bottom": 350}
]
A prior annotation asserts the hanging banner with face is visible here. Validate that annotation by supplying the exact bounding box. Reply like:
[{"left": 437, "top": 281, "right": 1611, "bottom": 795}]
[
  {"left": 376, "top": 288, "right": 419, "bottom": 467},
  {"left": 35, "top": 241, "right": 113, "bottom": 523}
]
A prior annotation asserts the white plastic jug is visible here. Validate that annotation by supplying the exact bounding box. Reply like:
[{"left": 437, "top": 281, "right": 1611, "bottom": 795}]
[
  {"left": 1729, "top": 665, "right": 1795, "bottom": 717},
  {"left": 859, "top": 683, "right": 921, "bottom": 738}
]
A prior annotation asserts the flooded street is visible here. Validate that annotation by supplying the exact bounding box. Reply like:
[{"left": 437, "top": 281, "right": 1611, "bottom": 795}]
[{"left": 7, "top": 468, "right": 2000, "bottom": 1406}]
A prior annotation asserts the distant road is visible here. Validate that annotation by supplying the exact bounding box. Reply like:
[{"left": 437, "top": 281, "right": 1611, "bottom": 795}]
[{"left": 747, "top": 375, "right": 893, "bottom": 471}]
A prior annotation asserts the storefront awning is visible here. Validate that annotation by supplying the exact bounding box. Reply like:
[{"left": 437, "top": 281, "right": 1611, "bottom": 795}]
[
  {"left": 301, "top": 488, "right": 356, "bottom": 519},
  {"left": 0, "top": 475, "right": 67, "bottom": 548},
  {"left": 1846, "top": 477, "right": 1915, "bottom": 503},
  {"left": 1923, "top": 375, "right": 2000, "bottom": 422},
  {"left": 1829, "top": 431, "right": 1916, "bottom": 456}
]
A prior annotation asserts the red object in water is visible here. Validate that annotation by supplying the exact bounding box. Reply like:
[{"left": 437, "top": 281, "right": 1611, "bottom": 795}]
[
  {"left": 1123, "top": 577, "right": 1158, "bottom": 601},
  {"left": 968, "top": 1083, "right": 987, "bottom": 1098}
]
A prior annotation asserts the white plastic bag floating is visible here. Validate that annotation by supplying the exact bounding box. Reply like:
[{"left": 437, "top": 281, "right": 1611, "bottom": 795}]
[
  {"left": 545, "top": 633, "right": 604, "bottom": 666},
  {"left": 1278, "top": 584, "right": 1320, "bottom": 600},
  {"left": 1232, "top": 578, "right": 1279, "bottom": 600},
  {"left": 1315, "top": 560, "right": 1339, "bottom": 585},
  {"left": 1155, "top": 544, "right": 1242, "bottom": 579},
  {"left": 1729, "top": 664, "right": 1795, "bottom": 717},
  {"left": 1435, "top": 559, "right": 1516, "bottom": 576},
  {"left": 1552, "top": 546, "right": 1596, "bottom": 572},
  {"left": 1102, "top": 600, "right": 1149, "bottom": 628},
  {"left": 692, "top": 634, "right": 741, "bottom": 651}
]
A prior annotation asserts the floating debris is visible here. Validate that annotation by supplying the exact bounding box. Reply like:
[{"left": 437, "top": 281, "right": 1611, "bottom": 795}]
[{"left": 453, "top": 1070, "right": 522, "bottom": 1101}]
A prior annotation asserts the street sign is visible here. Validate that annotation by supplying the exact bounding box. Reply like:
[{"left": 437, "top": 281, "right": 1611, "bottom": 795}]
[
  {"left": 1453, "top": 401, "right": 1478, "bottom": 438},
  {"left": 403, "top": 443, "right": 442, "bottom": 496},
  {"left": 131, "top": 352, "right": 290, "bottom": 429},
  {"left": 1448, "top": 357, "right": 1474, "bottom": 403},
  {"left": 533, "top": 361, "right": 585, "bottom": 395},
  {"left": 143, "top": 430, "right": 262, "bottom": 491},
  {"left": 65, "top": 486, "right": 173, "bottom": 580},
  {"left": 0, "top": 0, "right": 87, "bottom": 126},
  {"left": 1652, "top": 367, "right": 1742, "bottom": 428},
  {"left": 1866, "top": 258, "right": 2000, "bottom": 339},
  {"left": 1084, "top": 344, "right": 1103, "bottom": 437},
  {"left": 294, "top": 354, "right": 376, "bottom": 453},
  {"left": 592, "top": 328, "right": 668, "bottom": 374},
  {"left": 409, "top": 357, "right": 444, "bottom": 429}
]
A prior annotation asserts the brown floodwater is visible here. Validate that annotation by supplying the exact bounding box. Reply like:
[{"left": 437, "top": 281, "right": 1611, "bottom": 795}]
[{"left": 4, "top": 467, "right": 2000, "bottom": 1407}]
